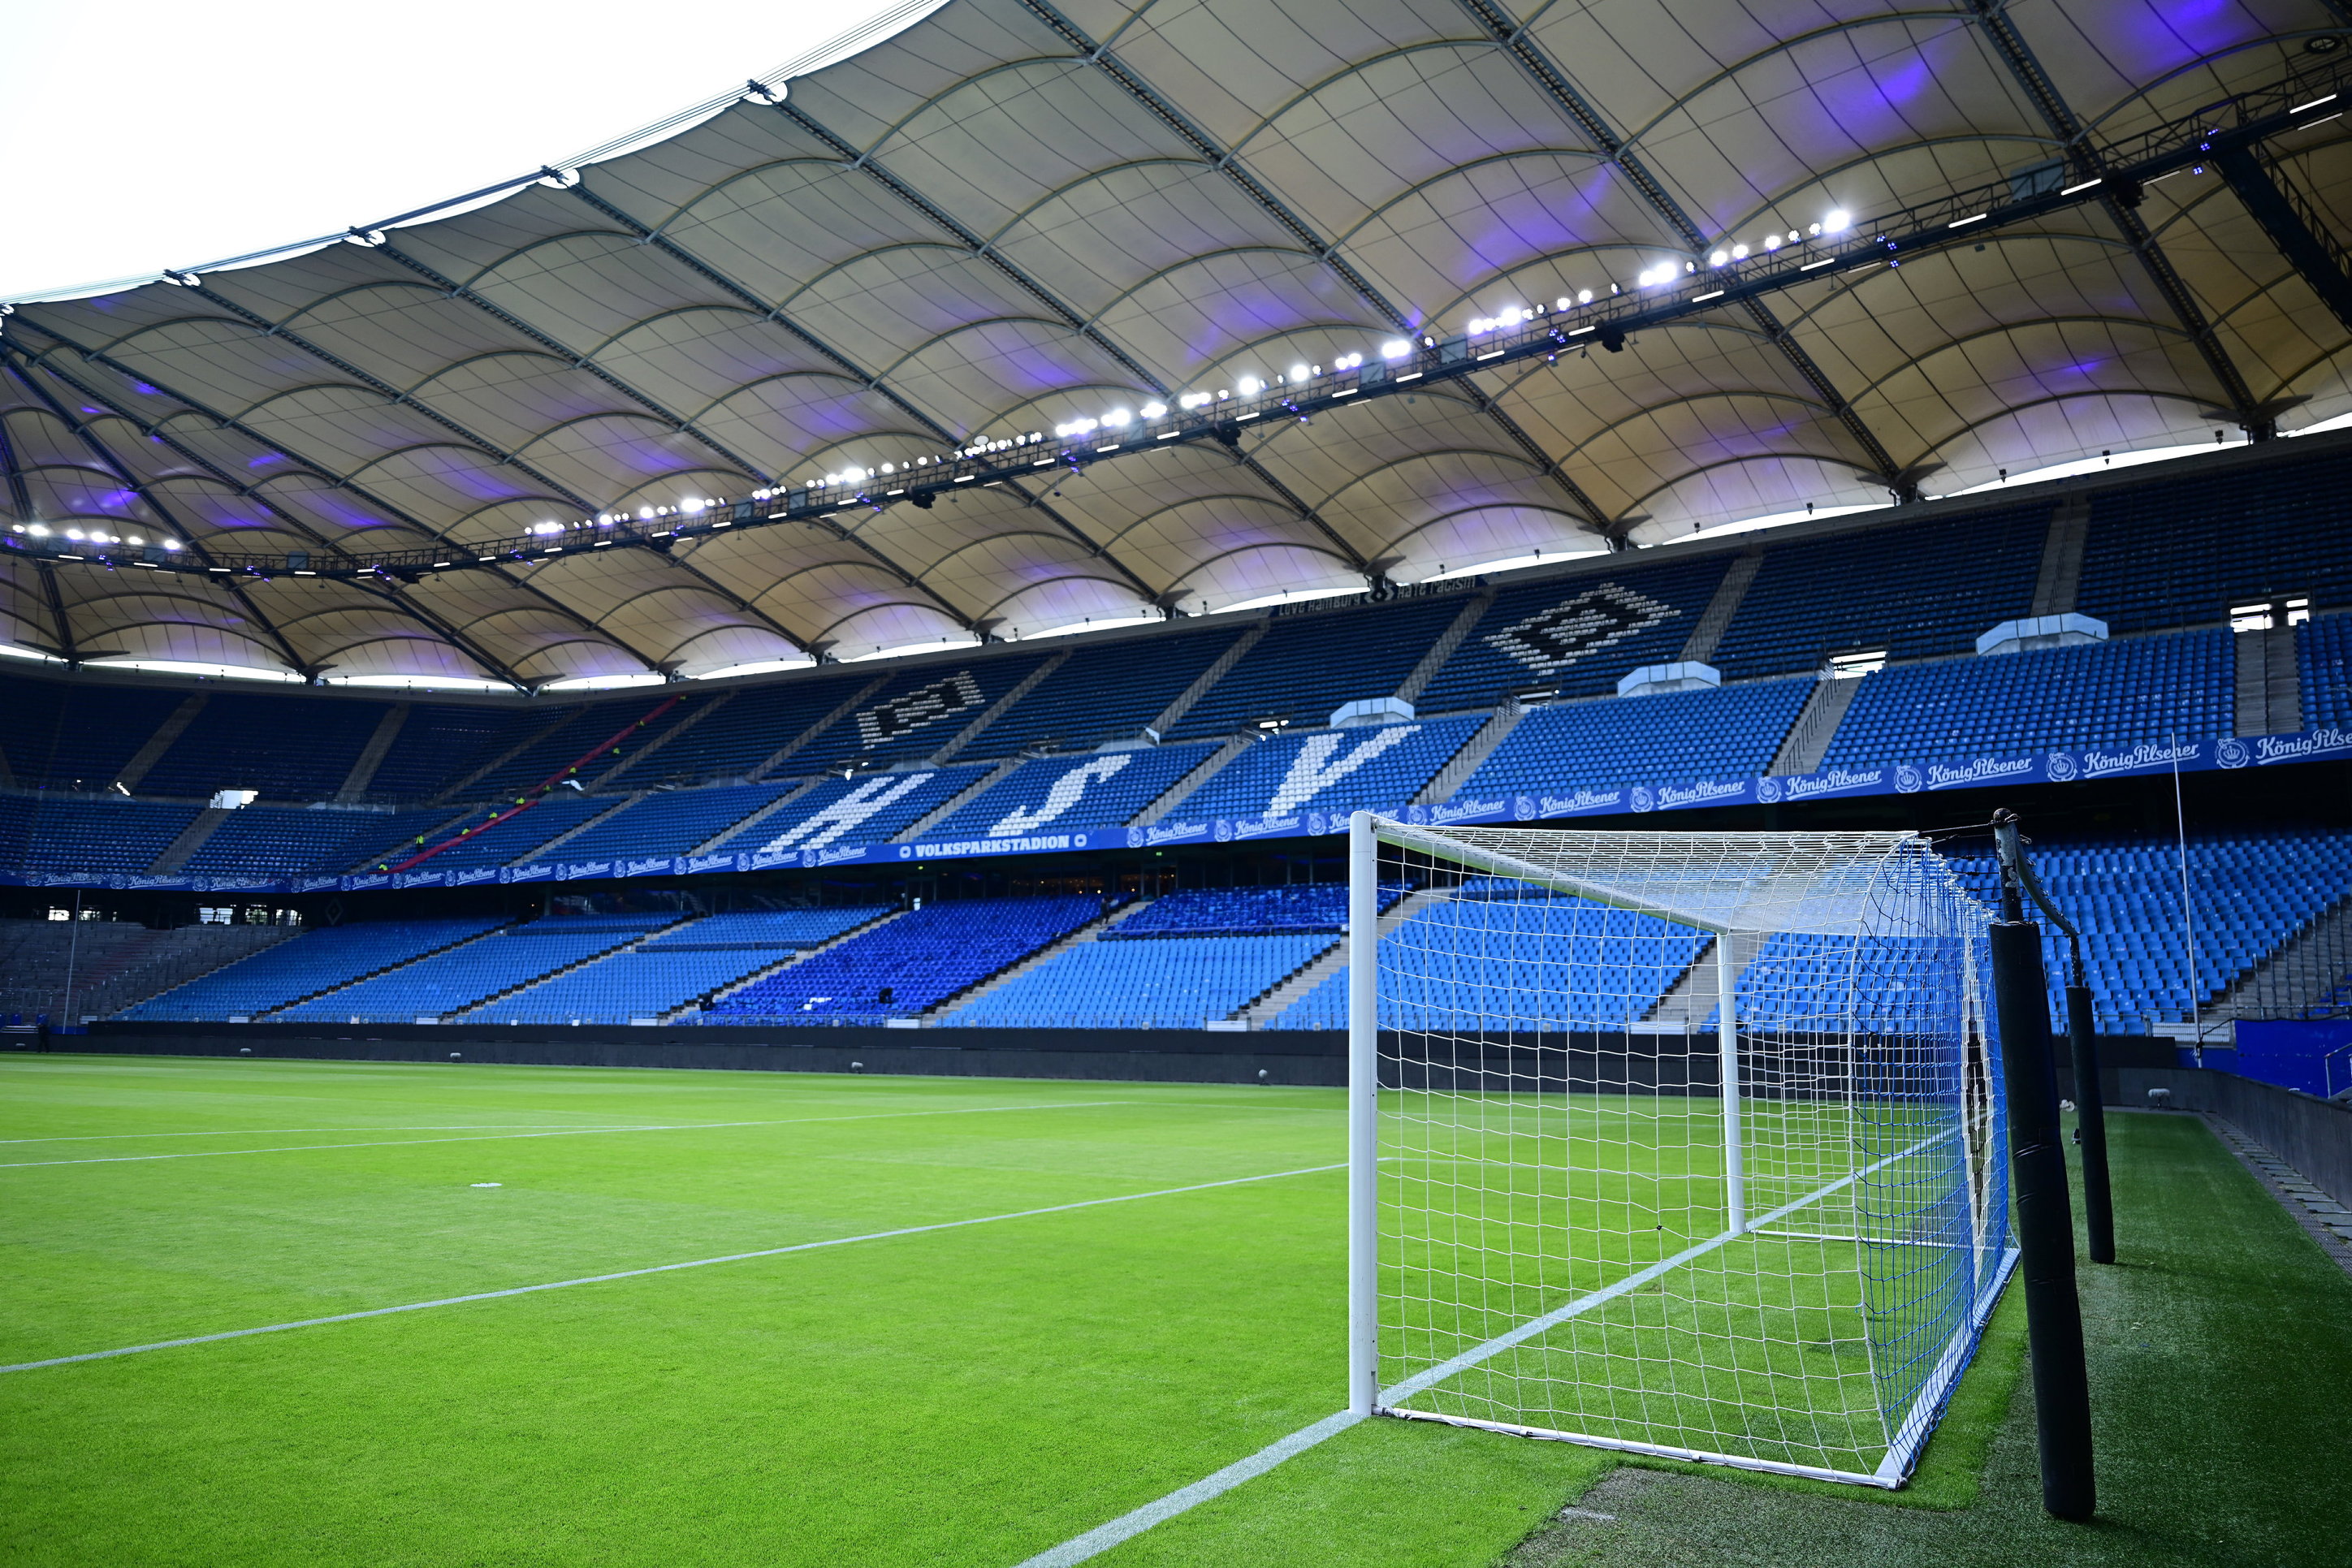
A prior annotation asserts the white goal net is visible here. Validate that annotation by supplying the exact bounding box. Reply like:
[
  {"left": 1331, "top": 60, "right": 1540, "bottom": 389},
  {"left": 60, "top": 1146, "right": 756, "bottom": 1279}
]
[{"left": 1345, "top": 814, "right": 2015, "bottom": 1488}]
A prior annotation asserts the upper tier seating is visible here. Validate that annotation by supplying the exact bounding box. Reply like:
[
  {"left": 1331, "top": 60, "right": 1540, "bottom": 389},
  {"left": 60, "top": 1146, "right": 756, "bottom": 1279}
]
[
  {"left": 0, "top": 684, "right": 186, "bottom": 792},
  {"left": 137, "top": 693, "right": 390, "bottom": 801},
  {"left": 269, "top": 915, "right": 675, "bottom": 1022},
  {"left": 1274, "top": 893, "right": 1708, "bottom": 1030},
  {"left": 120, "top": 917, "right": 506, "bottom": 1021},
  {"left": 406, "top": 793, "right": 624, "bottom": 869},
  {"left": 1416, "top": 555, "right": 1733, "bottom": 711},
  {"left": 1820, "top": 628, "right": 2234, "bottom": 767},
  {"left": 916, "top": 744, "right": 1218, "bottom": 840},
  {"left": 1709, "top": 508, "right": 2046, "bottom": 680},
  {"left": 2077, "top": 451, "right": 2352, "bottom": 633},
  {"left": 463, "top": 696, "right": 697, "bottom": 799},
  {"left": 1943, "top": 831, "right": 2352, "bottom": 1033},
  {"left": 1178, "top": 717, "right": 1485, "bottom": 821},
  {"left": 544, "top": 784, "right": 797, "bottom": 861},
  {"left": 2301, "top": 614, "right": 2351, "bottom": 730},
  {"left": 946, "top": 934, "right": 1331, "bottom": 1029},
  {"left": 1168, "top": 597, "right": 1471, "bottom": 739},
  {"left": 706, "top": 767, "right": 991, "bottom": 855},
  {"left": 361, "top": 705, "right": 543, "bottom": 801},
  {"left": 702, "top": 896, "right": 1099, "bottom": 1023},
  {"left": 602, "top": 672, "right": 876, "bottom": 787},
  {"left": 968, "top": 629, "right": 1240, "bottom": 754},
  {"left": 1459, "top": 680, "right": 1811, "bottom": 800},
  {"left": 785, "top": 654, "right": 1055, "bottom": 772},
  {"left": 18, "top": 800, "right": 202, "bottom": 874},
  {"left": 186, "top": 806, "right": 461, "bottom": 875}
]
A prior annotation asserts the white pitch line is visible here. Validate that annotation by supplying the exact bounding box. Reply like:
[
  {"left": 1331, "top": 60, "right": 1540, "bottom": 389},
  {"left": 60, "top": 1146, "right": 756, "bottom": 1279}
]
[
  {"left": 1011, "top": 1410, "right": 1364, "bottom": 1568},
  {"left": 0, "top": 1161, "right": 1344, "bottom": 1375},
  {"left": 0, "top": 1125, "right": 651, "bottom": 1145},
  {"left": 0, "top": 1101, "right": 1135, "bottom": 1169}
]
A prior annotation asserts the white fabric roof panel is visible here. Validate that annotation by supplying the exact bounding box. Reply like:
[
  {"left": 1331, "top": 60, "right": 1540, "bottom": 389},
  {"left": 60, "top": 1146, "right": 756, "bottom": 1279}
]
[{"left": 6, "top": 0, "right": 2350, "bottom": 684}]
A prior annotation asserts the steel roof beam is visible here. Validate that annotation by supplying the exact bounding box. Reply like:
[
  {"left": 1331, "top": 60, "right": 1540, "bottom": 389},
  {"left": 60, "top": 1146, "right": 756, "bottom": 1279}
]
[
  {"left": 560, "top": 172, "right": 1166, "bottom": 605},
  {"left": 1453, "top": 0, "right": 1912, "bottom": 500},
  {"left": 1967, "top": 1, "right": 2263, "bottom": 425},
  {"left": 1011, "top": 0, "right": 1611, "bottom": 539},
  {"left": 2214, "top": 145, "right": 2352, "bottom": 336}
]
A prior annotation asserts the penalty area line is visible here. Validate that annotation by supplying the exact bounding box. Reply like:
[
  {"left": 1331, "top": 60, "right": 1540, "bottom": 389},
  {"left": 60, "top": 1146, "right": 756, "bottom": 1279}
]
[{"left": 0, "top": 1161, "right": 1342, "bottom": 1376}]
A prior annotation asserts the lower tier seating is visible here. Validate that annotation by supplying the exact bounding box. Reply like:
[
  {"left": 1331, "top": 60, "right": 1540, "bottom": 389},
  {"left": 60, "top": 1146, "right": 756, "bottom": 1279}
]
[
  {"left": 948, "top": 933, "right": 1334, "bottom": 1029},
  {"left": 700, "top": 896, "right": 1100, "bottom": 1023},
  {"left": 122, "top": 918, "right": 506, "bottom": 1021},
  {"left": 462, "top": 907, "right": 894, "bottom": 1024},
  {"left": 268, "top": 916, "right": 674, "bottom": 1022}
]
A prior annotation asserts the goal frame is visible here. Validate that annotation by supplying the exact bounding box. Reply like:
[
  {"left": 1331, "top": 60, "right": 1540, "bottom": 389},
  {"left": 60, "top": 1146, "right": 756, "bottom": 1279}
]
[{"left": 1345, "top": 810, "right": 2017, "bottom": 1488}]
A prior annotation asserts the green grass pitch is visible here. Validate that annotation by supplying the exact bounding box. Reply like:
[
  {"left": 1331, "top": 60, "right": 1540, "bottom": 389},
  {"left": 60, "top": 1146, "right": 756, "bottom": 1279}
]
[{"left": 2, "top": 1054, "right": 2340, "bottom": 1566}]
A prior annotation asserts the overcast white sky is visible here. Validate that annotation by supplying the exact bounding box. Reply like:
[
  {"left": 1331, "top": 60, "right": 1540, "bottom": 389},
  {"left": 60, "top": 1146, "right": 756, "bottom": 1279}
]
[{"left": 2, "top": 0, "right": 920, "bottom": 300}]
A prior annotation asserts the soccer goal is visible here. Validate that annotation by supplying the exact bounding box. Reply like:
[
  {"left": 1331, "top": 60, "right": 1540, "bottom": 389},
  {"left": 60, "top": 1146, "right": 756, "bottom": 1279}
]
[{"left": 1345, "top": 814, "right": 2017, "bottom": 1488}]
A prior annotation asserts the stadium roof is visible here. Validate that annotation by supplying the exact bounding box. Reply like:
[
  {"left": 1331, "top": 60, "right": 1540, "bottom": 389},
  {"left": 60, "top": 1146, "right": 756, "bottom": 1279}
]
[{"left": 6, "top": 0, "right": 2352, "bottom": 689}]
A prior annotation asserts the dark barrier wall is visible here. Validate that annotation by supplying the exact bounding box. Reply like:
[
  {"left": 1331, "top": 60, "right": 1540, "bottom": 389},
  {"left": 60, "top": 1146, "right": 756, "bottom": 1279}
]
[
  {"left": 46, "top": 1020, "right": 1348, "bottom": 1088},
  {"left": 2112, "top": 1066, "right": 2352, "bottom": 1205}
]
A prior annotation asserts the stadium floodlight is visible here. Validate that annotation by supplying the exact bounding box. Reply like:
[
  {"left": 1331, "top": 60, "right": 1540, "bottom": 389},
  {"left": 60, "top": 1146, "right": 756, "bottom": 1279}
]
[
  {"left": 1238, "top": 375, "right": 1263, "bottom": 395},
  {"left": 1347, "top": 814, "right": 2015, "bottom": 1488},
  {"left": 1381, "top": 339, "right": 1412, "bottom": 359},
  {"left": 1824, "top": 209, "right": 1852, "bottom": 231},
  {"left": 1709, "top": 249, "right": 1729, "bottom": 266}
]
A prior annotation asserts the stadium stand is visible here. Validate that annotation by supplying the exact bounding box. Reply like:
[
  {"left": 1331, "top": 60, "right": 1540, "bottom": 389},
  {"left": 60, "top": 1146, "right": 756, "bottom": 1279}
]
[
  {"left": 2076, "top": 452, "right": 2352, "bottom": 633},
  {"left": 966, "top": 628, "right": 1240, "bottom": 754},
  {"left": 1273, "top": 893, "right": 1708, "bottom": 1030},
  {"left": 785, "top": 654, "right": 1055, "bottom": 772},
  {"left": 1820, "top": 628, "right": 2235, "bottom": 767},
  {"left": 1940, "top": 832, "right": 2352, "bottom": 1034},
  {"left": 1708, "top": 508, "right": 2047, "bottom": 680},
  {"left": 360, "top": 704, "right": 543, "bottom": 801},
  {"left": 1109, "top": 883, "right": 1368, "bottom": 936},
  {"left": 916, "top": 744, "right": 1220, "bottom": 840},
  {"left": 0, "top": 918, "right": 298, "bottom": 1023},
  {"left": 121, "top": 917, "right": 508, "bottom": 1021},
  {"left": 461, "top": 696, "right": 694, "bottom": 798},
  {"left": 183, "top": 806, "right": 459, "bottom": 876},
  {"left": 1414, "top": 555, "right": 1734, "bottom": 710},
  {"left": 949, "top": 934, "right": 1333, "bottom": 1029},
  {"left": 0, "top": 683, "right": 186, "bottom": 792},
  {"left": 542, "top": 784, "right": 798, "bottom": 861},
  {"left": 703, "top": 896, "right": 1098, "bottom": 1023},
  {"left": 463, "top": 907, "right": 892, "bottom": 1023},
  {"left": 1166, "top": 597, "right": 1470, "bottom": 739},
  {"left": 402, "top": 793, "right": 624, "bottom": 869},
  {"left": 2302, "top": 613, "right": 2351, "bottom": 730},
  {"left": 267, "top": 915, "right": 676, "bottom": 1022},
  {"left": 1178, "top": 717, "right": 1485, "bottom": 821},
  {"left": 603, "top": 672, "right": 876, "bottom": 786},
  {"left": 136, "top": 693, "right": 389, "bottom": 801},
  {"left": 705, "top": 767, "right": 990, "bottom": 854},
  {"left": 17, "top": 800, "right": 202, "bottom": 874},
  {"left": 1457, "top": 680, "right": 1811, "bottom": 800}
]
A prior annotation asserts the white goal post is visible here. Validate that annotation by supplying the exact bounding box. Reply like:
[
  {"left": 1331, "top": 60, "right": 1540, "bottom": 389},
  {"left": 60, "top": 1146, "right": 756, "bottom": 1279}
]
[{"left": 1347, "top": 812, "right": 2017, "bottom": 1488}]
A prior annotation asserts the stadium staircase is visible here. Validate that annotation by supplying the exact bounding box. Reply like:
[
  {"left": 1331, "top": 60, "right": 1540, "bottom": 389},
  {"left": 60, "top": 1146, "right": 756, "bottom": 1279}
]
[
  {"left": 1676, "top": 548, "right": 1762, "bottom": 663},
  {"left": 2207, "top": 894, "right": 2352, "bottom": 1022},
  {"left": 336, "top": 705, "right": 410, "bottom": 801},
  {"left": 1768, "top": 677, "right": 1863, "bottom": 775},
  {"left": 681, "top": 780, "right": 820, "bottom": 856},
  {"left": 446, "top": 913, "right": 698, "bottom": 1022},
  {"left": 2235, "top": 624, "right": 2305, "bottom": 736},
  {"left": 747, "top": 675, "right": 891, "bottom": 779},
  {"left": 1235, "top": 888, "right": 1448, "bottom": 1027},
  {"left": 1415, "top": 706, "right": 1528, "bottom": 804},
  {"left": 924, "top": 899, "right": 1152, "bottom": 1022},
  {"left": 110, "top": 694, "right": 205, "bottom": 793},
  {"left": 592, "top": 694, "right": 731, "bottom": 786},
  {"left": 1393, "top": 590, "right": 1495, "bottom": 705},
  {"left": 521, "top": 792, "right": 646, "bottom": 862},
  {"left": 1642, "top": 931, "right": 1766, "bottom": 1029},
  {"left": 931, "top": 651, "right": 1070, "bottom": 762},
  {"left": 147, "top": 808, "right": 235, "bottom": 872},
  {"left": 1148, "top": 624, "right": 1264, "bottom": 736},
  {"left": 894, "top": 759, "right": 1024, "bottom": 842},
  {"left": 681, "top": 908, "right": 910, "bottom": 1019},
  {"left": 1133, "top": 736, "right": 1252, "bottom": 823},
  {"left": 249, "top": 919, "right": 520, "bottom": 1019},
  {"left": 2029, "top": 499, "right": 2090, "bottom": 616}
]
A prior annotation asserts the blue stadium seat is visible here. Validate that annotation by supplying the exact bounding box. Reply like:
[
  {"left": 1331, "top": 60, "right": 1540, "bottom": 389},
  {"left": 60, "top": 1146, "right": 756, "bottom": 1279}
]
[
  {"left": 464, "top": 907, "right": 891, "bottom": 1023},
  {"left": 269, "top": 915, "right": 677, "bottom": 1022},
  {"left": 1178, "top": 717, "right": 1485, "bottom": 820},
  {"left": 703, "top": 896, "right": 1099, "bottom": 1023},
  {"left": 918, "top": 745, "right": 1219, "bottom": 839},
  {"left": 123, "top": 918, "right": 508, "bottom": 1021},
  {"left": 1415, "top": 555, "right": 1732, "bottom": 710},
  {"left": 1168, "top": 598, "right": 1471, "bottom": 739},
  {"left": 1459, "top": 680, "right": 1810, "bottom": 800},
  {"left": 972, "top": 629, "right": 1242, "bottom": 754}
]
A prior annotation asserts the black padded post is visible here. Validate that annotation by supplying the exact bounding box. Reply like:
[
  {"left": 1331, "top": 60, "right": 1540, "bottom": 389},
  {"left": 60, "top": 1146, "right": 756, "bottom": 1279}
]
[
  {"left": 1989, "top": 916, "right": 2097, "bottom": 1521},
  {"left": 2066, "top": 983, "right": 2116, "bottom": 1265}
]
